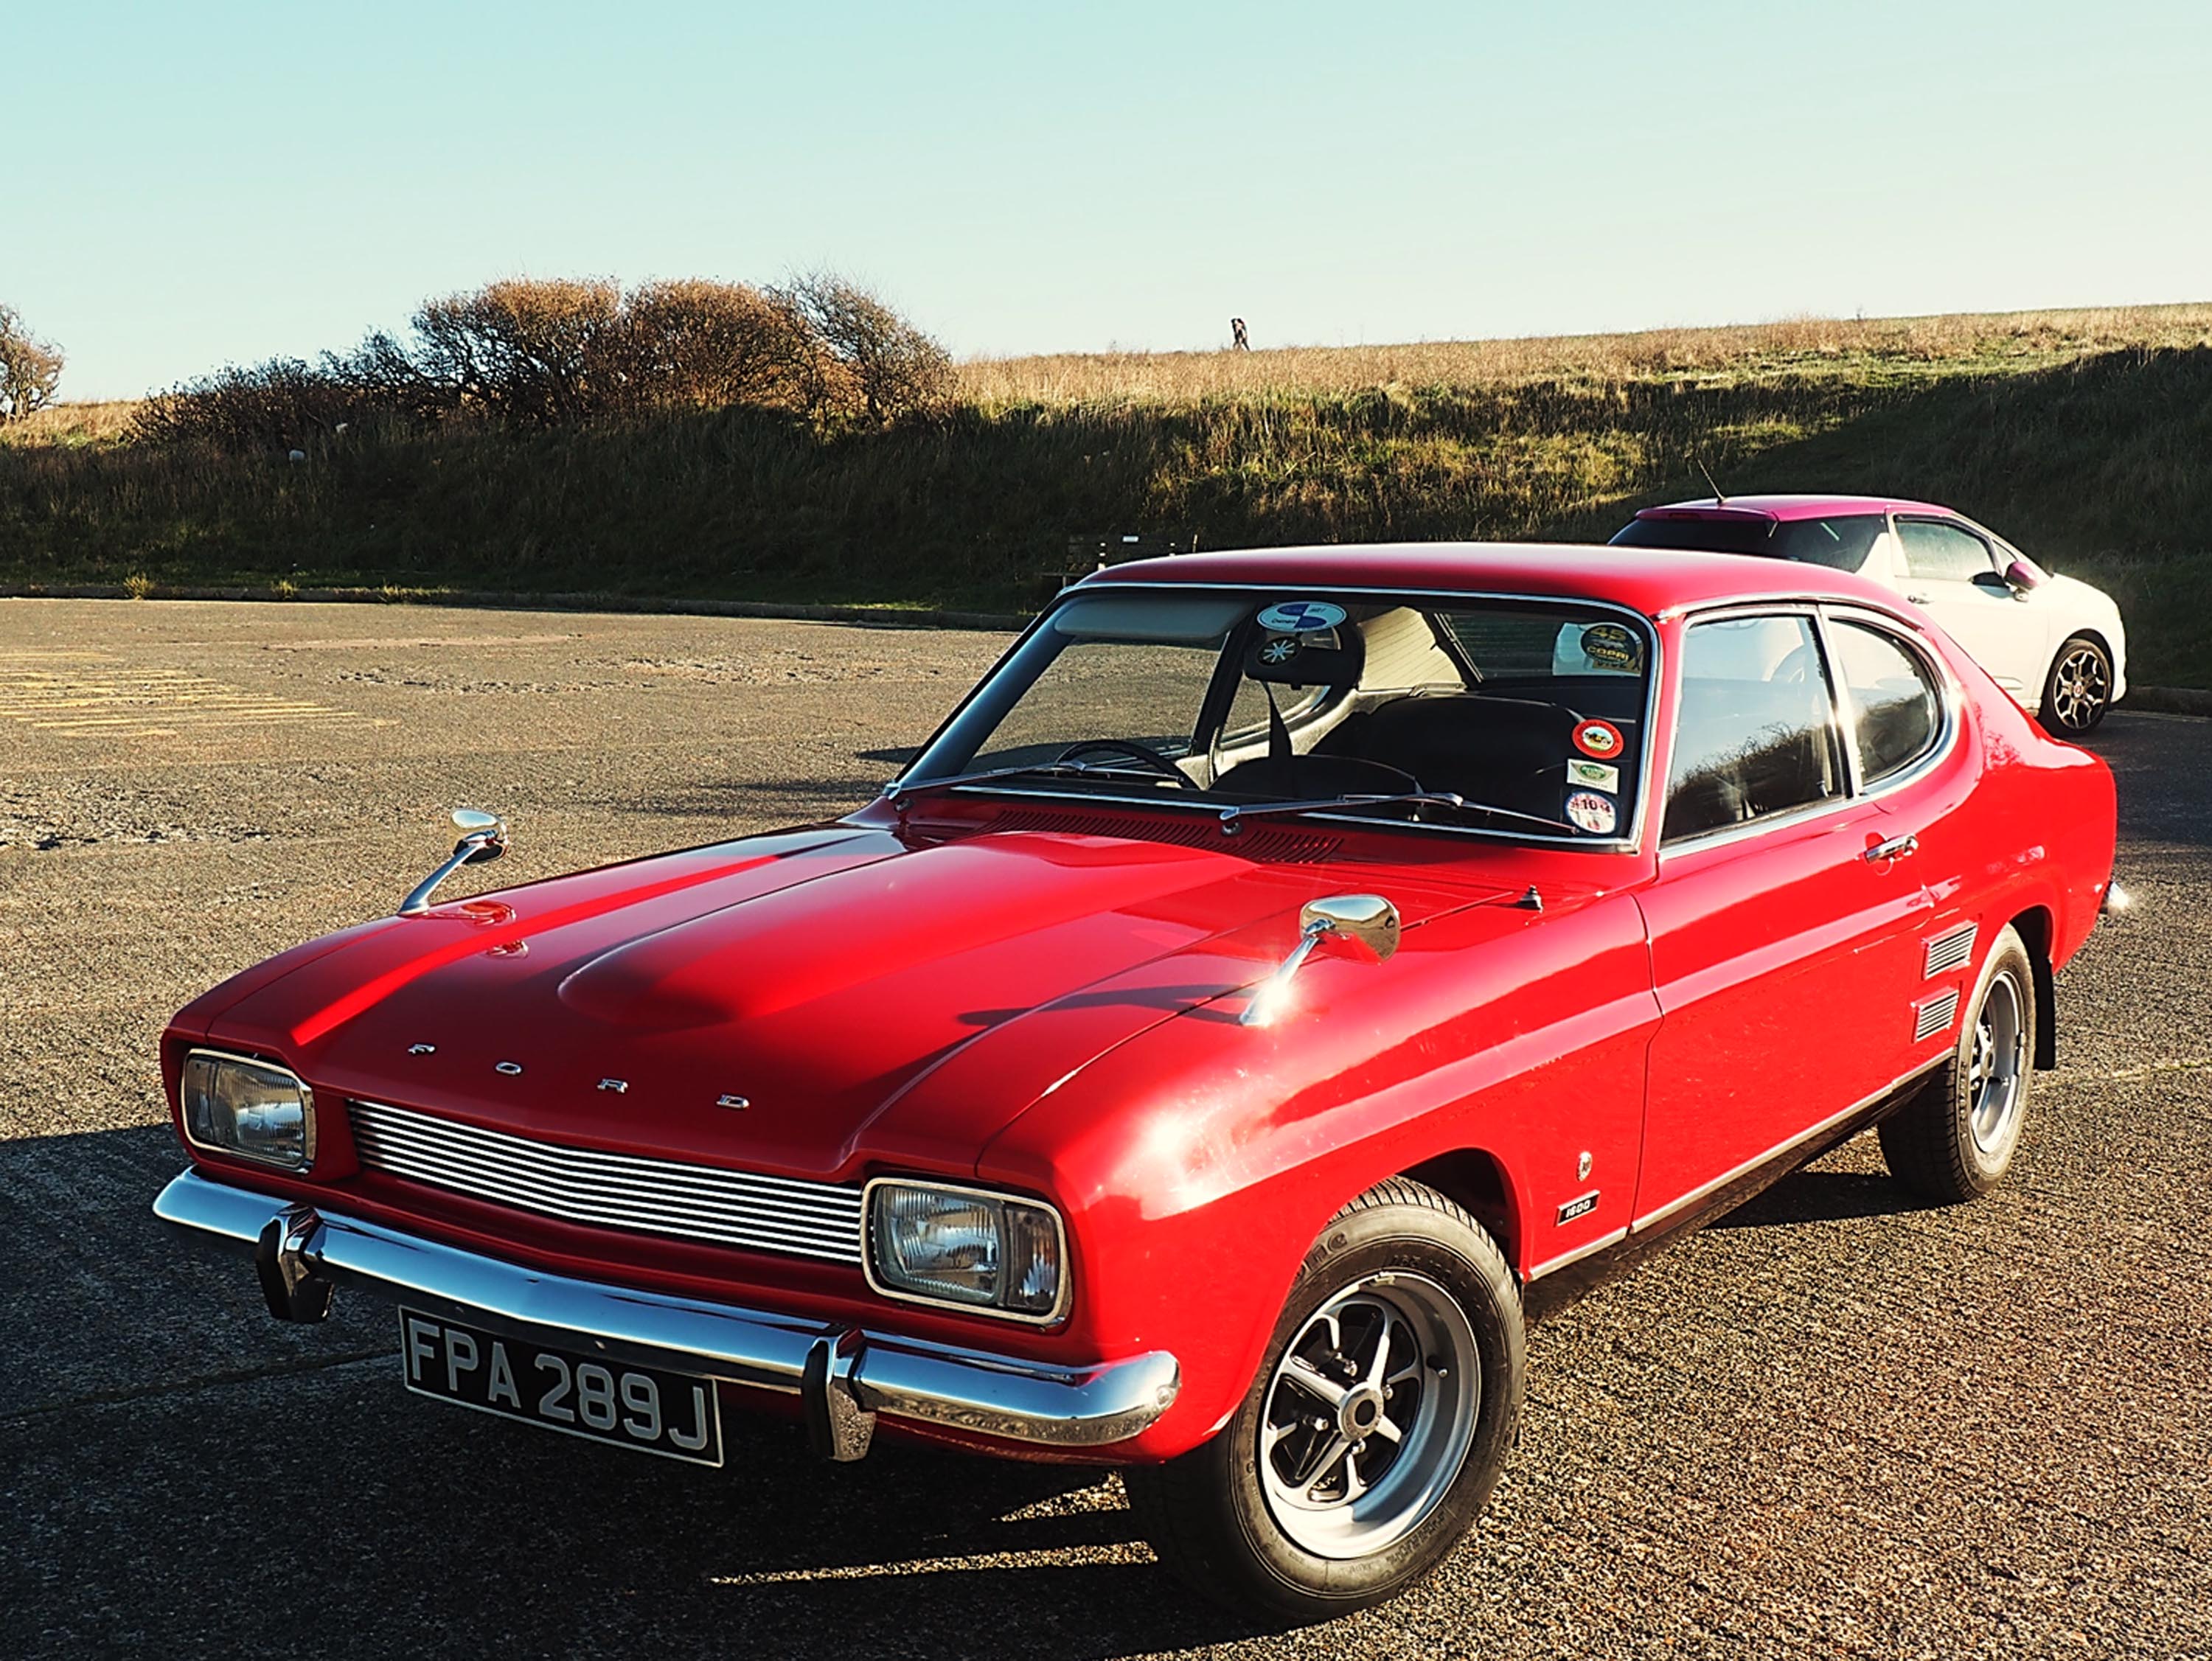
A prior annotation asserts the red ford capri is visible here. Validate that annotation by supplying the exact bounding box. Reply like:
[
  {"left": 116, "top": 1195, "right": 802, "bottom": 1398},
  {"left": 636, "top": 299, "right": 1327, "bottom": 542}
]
[{"left": 154, "top": 543, "right": 2120, "bottom": 1624}]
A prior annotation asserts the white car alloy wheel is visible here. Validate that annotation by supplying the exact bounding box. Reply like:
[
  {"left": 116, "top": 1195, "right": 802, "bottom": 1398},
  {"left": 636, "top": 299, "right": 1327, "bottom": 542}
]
[{"left": 2042, "top": 637, "right": 2112, "bottom": 734}]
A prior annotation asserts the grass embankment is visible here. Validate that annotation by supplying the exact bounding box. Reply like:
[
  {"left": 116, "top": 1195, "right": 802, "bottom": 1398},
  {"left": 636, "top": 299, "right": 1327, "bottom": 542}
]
[{"left": 7, "top": 304, "right": 2212, "bottom": 683}]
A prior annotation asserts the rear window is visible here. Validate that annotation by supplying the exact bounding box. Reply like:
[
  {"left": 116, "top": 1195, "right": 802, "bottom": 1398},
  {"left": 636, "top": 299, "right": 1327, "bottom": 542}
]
[{"left": 1613, "top": 512, "right": 1886, "bottom": 572}]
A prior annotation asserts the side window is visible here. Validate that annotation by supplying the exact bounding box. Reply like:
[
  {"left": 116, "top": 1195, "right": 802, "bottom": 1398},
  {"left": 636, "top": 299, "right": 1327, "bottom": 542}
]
[
  {"left": 1664, "top": 615, "right": 1844, "bottom": 843},
  {"left": 1829, "top": 619, "right": 1942, "bottom": 786},
  {"left": 1898, "top": 520, "right": 1997, "bottom": 582}
]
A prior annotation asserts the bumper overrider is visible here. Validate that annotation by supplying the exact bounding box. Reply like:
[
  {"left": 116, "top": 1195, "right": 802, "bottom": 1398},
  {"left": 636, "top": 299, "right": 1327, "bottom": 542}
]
[{"left": 154, "top": 1169, "right": 1180, "bottom": 1463}]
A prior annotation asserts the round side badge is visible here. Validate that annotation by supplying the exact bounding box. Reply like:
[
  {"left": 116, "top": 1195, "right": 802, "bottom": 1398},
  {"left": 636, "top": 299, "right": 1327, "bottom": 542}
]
[
  {"left": 1565, "top": 790, "right": 1618, "bottom": 835},
  {"left": 1573, "top": 719, "right": 1624, "bottom": 759}
]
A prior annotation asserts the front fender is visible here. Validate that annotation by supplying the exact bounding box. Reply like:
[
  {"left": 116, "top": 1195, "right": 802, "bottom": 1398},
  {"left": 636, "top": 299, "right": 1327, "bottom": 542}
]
[{"left": 977, "top": 888, "right": 1660, "bottom": 1458}]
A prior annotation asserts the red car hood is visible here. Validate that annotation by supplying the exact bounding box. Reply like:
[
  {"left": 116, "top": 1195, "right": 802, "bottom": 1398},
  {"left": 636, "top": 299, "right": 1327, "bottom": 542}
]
[{"left": 189, "top": 821, "right": 1512, "bottom": 1180}]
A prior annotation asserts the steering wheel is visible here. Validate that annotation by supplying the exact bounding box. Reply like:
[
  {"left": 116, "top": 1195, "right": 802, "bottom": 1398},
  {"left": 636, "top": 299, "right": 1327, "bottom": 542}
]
[{"left": 1056, "top": 738, "right": 1203, "bottom": 790}]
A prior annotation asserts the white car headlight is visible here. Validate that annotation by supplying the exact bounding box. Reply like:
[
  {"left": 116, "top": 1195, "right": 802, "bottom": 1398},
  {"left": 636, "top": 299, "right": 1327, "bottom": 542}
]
[
  {"left": 866, "top": 1180, "right": 1066, "bottom": 1320},
  {"left": 181, "top": 1051, "right": 316, "bottom": 1170}
]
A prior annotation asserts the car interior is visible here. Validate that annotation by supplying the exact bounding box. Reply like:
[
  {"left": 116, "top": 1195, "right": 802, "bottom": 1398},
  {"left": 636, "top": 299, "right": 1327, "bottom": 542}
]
[{"left": 1196, "top": 605, "right": 1647, "bottom": 830}]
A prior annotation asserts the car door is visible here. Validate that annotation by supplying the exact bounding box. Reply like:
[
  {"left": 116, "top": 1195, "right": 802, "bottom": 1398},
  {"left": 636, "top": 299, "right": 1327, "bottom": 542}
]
[
  {"left": 1820, "top": 607, "right": 1983, "bottom": 1063},
  {"left": 1633, "top": 610, "right": 1935, "bottom": 1228},
  {"left": 1895, "top": 516, "right": 2050, "bottom": 700}
]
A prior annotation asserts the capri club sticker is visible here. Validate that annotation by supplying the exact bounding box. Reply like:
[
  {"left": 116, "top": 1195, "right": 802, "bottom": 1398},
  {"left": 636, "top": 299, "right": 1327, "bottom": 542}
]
[
  {"left": 1572, "top": 719, "right": 1624, "bottom": 759},
  {"left": 1256, "top": 600, "right": 1348, "bottom": 634},
  {"left": 1578, "top": 623, "right": 1644, "bottom": 672},
  {"left": 1565, "top": 790, "right": 1618, "bottom": 835},
  {"left": 1566, "top": 758, "right": 1620, "bottom": 791}
]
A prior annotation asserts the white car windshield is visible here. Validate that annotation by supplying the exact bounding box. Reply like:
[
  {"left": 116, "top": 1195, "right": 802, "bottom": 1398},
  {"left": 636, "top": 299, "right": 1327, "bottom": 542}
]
[{"left": 902, "top": 588, "right": 1653, "bottom": 842}]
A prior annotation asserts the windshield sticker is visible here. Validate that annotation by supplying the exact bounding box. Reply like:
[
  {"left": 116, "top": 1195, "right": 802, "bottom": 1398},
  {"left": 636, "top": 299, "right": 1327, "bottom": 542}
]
[
  {"left": 1257, "top": 636, "right": 1303, "bottom": 667},
  {"left": 1567, "top": 758, "right": 1620, "bottom": 792},
  {"left": 1565, "top": 790, "right": 1619, "bottom": 835},
  {"left": 1572, "top": 719, "right": 1624, "bottom": 759},
  {"left": 1256, "top": 600, "right": 1349, "bottom": 634},
  {"left": 1578, "top": 624, "right": 1643, "bottom": 672}
]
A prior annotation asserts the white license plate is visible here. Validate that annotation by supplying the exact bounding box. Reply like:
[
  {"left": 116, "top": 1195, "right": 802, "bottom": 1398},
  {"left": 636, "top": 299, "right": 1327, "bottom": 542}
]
[{"left": 397, "top": 1309, "right": 723, "bottom": 1466}]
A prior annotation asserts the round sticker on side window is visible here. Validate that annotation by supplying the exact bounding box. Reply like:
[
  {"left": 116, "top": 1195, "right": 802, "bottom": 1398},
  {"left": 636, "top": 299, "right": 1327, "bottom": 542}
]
[
  {"left": 1579, "top": 623, "right": 1643, "bottom": 672},
  {"left": 1256, "top": 600, "right": 1349, "bottom": 634},
  {"left": 1565, "top": 790, "right": 1619, "bottom": 835},
  {"left": 1572, "top": 719, "right": 1624, "bottom": 759}
]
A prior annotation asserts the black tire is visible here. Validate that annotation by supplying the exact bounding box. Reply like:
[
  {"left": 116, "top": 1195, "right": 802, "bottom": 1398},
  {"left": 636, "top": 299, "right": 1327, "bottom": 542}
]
[
  {"left": 2039, "top": 635, "right": 2113, "bottom": 736},
  {"left": 1879, "top": 924, "right": 2037, "bottom": 1203},
  {"left": 1125, "top": 1177, "right": 1523, "bottom": 1627}
]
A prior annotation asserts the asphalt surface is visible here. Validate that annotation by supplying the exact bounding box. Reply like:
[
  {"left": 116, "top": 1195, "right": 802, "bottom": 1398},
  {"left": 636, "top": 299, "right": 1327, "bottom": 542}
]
[{"left": 1, "top": 597, "right": 2205, "bottom": 1660}]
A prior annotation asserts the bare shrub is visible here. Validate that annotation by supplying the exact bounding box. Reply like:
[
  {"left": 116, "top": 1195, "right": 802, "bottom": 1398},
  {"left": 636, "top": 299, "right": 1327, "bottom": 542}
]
[
  {"left": 773, "top": 273, "right": 955, "bottom": 422},
  {"left": 410, "top": 276, "right": 625, "bottom": 425},
  {"left": 1, "top": 302, "right": 65, "bottom": 421},
  {"left": 133, "top": 358, "right": 359, "bottom": 451},
  {"left": 131, "top": 273, "right": 953, "bottom": 447},
  {"left": 617, "top": 279, "right": 817, "bottom": 414}
]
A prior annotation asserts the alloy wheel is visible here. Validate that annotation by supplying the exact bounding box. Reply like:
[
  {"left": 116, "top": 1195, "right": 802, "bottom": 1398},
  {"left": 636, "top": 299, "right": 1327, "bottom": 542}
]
[
  {"left": 1258, "top": 1272, "right": 1480, "bottom": 1559},
  {"left": 1969, "top": 969, "right": 2028, "bottom": 1155},
  {"left": 2049, "top": 645, "right": 2110, "bottom": 731}
]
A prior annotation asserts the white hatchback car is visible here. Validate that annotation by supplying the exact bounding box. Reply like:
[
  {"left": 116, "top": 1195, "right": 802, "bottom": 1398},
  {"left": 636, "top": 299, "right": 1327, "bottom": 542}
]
[{"left": 1610, "top": 494, "right": 2127, "bottom": 734}]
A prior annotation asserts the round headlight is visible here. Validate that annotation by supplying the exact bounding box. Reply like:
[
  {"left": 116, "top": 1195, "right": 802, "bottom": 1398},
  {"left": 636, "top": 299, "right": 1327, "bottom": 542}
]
[
  {"left": 866, "top": 1180, "right": 1066, "bottom": 1321},
  {"left": 181, "top": 1051, "right": 316, "bottom": 1170}
]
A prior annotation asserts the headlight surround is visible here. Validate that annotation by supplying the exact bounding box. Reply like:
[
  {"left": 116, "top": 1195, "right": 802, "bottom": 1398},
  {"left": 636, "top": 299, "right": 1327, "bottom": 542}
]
[
  {"left": 180, "top": 1051, "right": 316, "bottom": 1170},
  {"left": 865, "top": 1180, "right": 1068, "bottom": 1322}
]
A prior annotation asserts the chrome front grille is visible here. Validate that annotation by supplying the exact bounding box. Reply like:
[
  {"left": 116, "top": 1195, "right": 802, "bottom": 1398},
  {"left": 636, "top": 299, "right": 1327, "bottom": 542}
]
[
  {"left": 347, "top": 1098, "right": 865, "bottom": 1264},
  {"left": 1924, "top": 922, "right": 1977, "bottom": 979},
  {"left": 1913, "top": 989, "right": 1961, "bottom": 1042}
]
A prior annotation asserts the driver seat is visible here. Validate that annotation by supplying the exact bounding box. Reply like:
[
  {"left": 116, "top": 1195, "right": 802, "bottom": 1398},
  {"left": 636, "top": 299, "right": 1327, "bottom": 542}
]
[{"left": 1315, "top": 694, "right": 1584, "bottom": 821}]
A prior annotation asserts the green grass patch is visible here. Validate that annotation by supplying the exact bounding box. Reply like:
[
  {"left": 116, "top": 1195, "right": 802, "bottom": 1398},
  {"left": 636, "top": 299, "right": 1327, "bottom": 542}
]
[{"left": 6, "top": 312, "right": 2211, "bottom": 684}]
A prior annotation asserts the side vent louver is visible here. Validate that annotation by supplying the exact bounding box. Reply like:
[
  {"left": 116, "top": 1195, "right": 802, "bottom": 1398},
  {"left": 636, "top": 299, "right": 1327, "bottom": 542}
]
[
  {"left": 1924, "top": 922, "right": 1977, "bottom": 979},
  {"left": 1913, "top": 989, "right": 1961, "bottom": 1042}
]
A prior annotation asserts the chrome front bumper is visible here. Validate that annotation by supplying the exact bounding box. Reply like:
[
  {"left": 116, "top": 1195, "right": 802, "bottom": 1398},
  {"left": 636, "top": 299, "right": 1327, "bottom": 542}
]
[{"left": 153, "top": 1169, "right": 1179, "bottom": 1462}]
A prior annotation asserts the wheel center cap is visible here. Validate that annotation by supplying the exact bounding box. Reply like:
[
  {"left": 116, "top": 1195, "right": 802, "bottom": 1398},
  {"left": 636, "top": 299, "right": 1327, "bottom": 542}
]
[{"left": 1340, "top": 1385, "right": 1385, "bottom": 1438}]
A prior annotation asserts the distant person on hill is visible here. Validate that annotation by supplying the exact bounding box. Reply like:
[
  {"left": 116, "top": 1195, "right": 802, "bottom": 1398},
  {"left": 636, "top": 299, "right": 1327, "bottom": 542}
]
[{"left": 1230, "top": 317, "right": 1250, "bottom": 351}]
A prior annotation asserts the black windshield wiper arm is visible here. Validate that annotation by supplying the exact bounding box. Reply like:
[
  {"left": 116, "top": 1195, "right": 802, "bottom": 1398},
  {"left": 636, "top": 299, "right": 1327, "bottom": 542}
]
[
  {"left": 883, "top": 759, "right": 1151, "bottom": 806},
  {"left": 1216, "top": 792, "right": 1577, "bottom": 836}
]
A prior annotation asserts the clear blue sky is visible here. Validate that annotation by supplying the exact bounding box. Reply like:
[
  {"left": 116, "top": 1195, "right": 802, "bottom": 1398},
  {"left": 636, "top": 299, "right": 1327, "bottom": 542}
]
[{"left": 15, "top": 0, "right": 2211, "bottom": 400}]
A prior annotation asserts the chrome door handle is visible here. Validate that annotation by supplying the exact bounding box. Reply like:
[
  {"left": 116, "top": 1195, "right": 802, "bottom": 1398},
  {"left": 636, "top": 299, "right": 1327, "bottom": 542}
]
[
  {"left": 1906, "top": 592, "right": 1931, "bottom": 605},
  {"left": 1864, "top": 833, "right": 1919, "bottom": 864}
]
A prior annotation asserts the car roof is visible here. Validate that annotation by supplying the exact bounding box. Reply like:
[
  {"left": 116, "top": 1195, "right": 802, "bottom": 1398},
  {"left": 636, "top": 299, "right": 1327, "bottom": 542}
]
[
  {"left": 1082, "top": 541, "right": 1915, "bottom": 621},
  {"left": 1633, "top": 492, "right": 1954, "bottom": 523}
]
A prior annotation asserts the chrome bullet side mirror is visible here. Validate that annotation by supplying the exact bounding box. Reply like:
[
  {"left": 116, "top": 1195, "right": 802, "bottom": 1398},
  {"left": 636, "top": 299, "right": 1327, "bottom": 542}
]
[
  {"left": 399, "top": 808, "right": 509, "bottom": 916},
  {"left": 1242, "top": 894, "right": 1400, "bottom": 1027}
]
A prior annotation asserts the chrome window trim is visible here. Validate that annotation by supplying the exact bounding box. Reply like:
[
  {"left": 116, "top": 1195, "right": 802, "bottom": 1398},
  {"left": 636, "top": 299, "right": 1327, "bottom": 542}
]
[
  {"left": 1815, "top": 604, "right": 1961, "bottom": 804},
  {"left": 891, "top": 581, "right": 1664, "bottom": 856},
  {"left": 180, "top": 1046, "right": 318, "bottom": 1174},
  {"left": 861, "top": 1176, "right": 1074, "bottom": 1327},
  {"left": 1656, "top": 600, "right": 1962, "bottom": 858},
  {"left": 1656, "top": 602, "right": 1850, "bottom": 853}
]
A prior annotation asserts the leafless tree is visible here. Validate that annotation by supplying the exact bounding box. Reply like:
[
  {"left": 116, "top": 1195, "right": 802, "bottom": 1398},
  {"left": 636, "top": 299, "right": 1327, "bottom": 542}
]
[
  {"left": 773, "top": 273, "right": 954, "bottom": 422},
  {"left": 0, "top": 302, "right": 64, "bottom": 421},
  {"left": 410, "top": 277, "right": 625, "bottom": 425}
]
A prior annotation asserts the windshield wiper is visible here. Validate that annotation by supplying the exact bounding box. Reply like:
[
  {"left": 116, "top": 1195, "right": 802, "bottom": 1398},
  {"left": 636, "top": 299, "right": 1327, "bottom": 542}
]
[
  {"left": 1216, "top": 792, "right": 1578, "bottom": 837},
  {"left": 882, "top": 759, "right": 1166, "bottom": 806}
]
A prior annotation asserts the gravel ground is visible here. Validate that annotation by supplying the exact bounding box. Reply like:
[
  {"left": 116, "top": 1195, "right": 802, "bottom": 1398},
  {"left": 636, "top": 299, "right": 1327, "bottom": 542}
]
[{"left": 1, "top": 597, "right": 2203, "bottom": 1660}]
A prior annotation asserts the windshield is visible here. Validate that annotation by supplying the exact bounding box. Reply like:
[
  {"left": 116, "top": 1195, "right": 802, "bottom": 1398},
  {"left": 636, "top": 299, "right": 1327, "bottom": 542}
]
[
  {"left": 902, "top": 587, "right": 1653, "bottom": 843},
  {"left": 1611, "top": 512, "right": 1886, "bottom": 571}
]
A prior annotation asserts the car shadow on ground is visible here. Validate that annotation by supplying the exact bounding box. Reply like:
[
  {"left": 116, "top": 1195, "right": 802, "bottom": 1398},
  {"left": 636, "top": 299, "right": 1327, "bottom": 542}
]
[
  {"left": 0, "top": 1124, "right": 1262, "bottom": 1657},
  {"left": 1704, "top": 1166, "right": 1932, "bottom": 1230}
]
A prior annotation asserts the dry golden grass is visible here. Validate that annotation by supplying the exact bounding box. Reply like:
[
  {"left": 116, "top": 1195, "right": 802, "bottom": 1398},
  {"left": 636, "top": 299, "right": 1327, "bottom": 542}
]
[
  {"left": 0, "top": 399, "right": 142, "bottom": 447},
  {"left": 959, "top": 304, "right": 2212, "bottom": 405}
]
